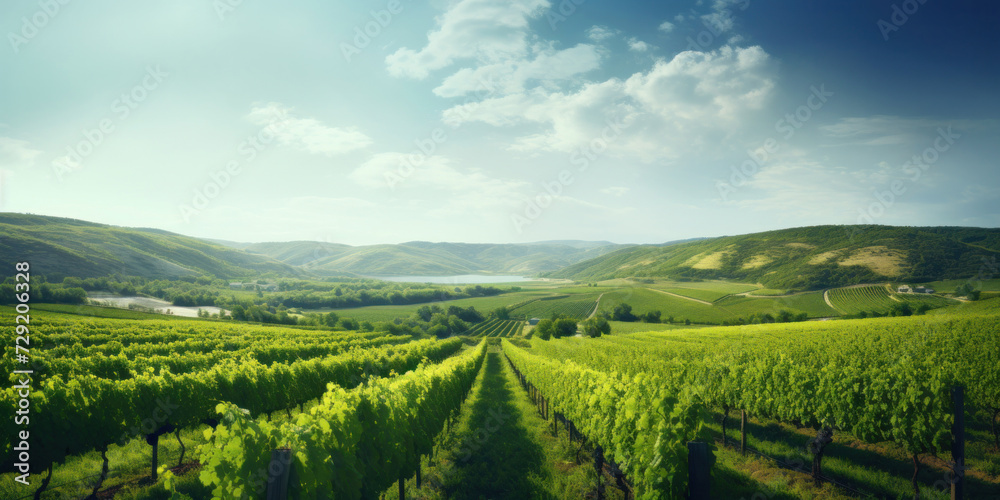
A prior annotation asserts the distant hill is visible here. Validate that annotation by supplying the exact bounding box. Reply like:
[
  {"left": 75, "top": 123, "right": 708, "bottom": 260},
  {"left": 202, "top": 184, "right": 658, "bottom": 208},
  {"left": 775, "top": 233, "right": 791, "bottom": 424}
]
[
  {"left": 0, "top": 213, "right": 300, "bottom": 280},
  {"left": 544, "top": 225, "right": 1000, "bottom": 290},
  {"left": 235, "top": 240, "right": 631, "bottom": 276}
]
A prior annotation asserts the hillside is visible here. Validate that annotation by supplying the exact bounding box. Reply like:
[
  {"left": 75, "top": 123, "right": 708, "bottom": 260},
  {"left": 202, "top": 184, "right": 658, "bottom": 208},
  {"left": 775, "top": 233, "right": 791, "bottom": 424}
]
[
  {"left": 235, "top": 240, "right": 630, "bottom": 276},
  {"left": 0, "top": 213, "right": 300, "bottom": 280},
  {"left": 545, "top": 225, "right": 1000, "bottom": 290}
]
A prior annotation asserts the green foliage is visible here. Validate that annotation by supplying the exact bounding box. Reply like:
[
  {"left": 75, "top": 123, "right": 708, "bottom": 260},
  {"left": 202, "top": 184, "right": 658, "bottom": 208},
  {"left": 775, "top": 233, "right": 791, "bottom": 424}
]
[
  {"left": 197, "top": 342, "right": 487, "bottom": 499},
  {"left": 581, "top": 316, "right": 611, "bottom": 337}
]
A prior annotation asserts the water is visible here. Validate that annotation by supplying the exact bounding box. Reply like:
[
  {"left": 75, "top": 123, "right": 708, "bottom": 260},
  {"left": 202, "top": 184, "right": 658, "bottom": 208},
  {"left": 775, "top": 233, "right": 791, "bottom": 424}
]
[
  {"left": 373, "top": 275, "right": 537, "bottom": 284},
  {"left": 87, "top": 292, "right": 228, "bottom": 318}
]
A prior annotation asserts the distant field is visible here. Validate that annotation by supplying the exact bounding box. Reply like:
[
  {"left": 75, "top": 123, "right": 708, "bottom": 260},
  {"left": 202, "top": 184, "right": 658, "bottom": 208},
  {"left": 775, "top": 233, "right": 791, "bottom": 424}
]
[
  {"left": 607, "top": 320, "right": 709, "bottom": 334},
  {"left": 467, "top": 318, "right": 524, "bottom": 337},
  {"left": 509, "top": 293, "right": 600, "bottom": 320},
  {"left": 658, "top": 287, "right": 729, "bottom": 302},
  {"left": 927, "top": 296, "right": 1000, "bottom": 315},
  {"left": 597, "top": 288, "right": 731, "bottom": 323},
  {"left": 921, "top": 278, "right": 1000, "bottom": 293},
  {"left": 747, "top": 288, "right": 788, "bottom": 296},
  {"left": 596, "top": 287, "right": 838, "bottom": 324},
  {"left": 648, "top": 280, "right": 760, "bottom": 294},
  {"left": 828, "top": 285, "right": 958, "bottom": 315},
  {"left": 716, "top": 292, "right": 838, "bottom": 318},
  {"left": 326, "top": 293, "right": 539, "bottom": 322}
]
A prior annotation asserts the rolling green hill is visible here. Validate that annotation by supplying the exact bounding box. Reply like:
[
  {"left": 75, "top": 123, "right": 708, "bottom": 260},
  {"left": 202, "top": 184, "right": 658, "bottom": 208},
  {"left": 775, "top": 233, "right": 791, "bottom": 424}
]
[
  {"left": 545, "top": 225, "right": 1000, "bottom": 290},
  {"left": 0, "top": 213, "right": 300, "bottom": 280},
  {"left": 234, "top": 239, "right": 629, "bottom": 276}
]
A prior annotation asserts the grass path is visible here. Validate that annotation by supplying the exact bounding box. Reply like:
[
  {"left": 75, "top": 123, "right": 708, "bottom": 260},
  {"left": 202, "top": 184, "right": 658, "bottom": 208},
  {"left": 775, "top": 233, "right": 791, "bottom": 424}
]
[
  {"left": 586, "top": 292, "right": 605, "bottom": 319},
  {"left": 414, "top": 349, "right": 596, "bottom": 499}
]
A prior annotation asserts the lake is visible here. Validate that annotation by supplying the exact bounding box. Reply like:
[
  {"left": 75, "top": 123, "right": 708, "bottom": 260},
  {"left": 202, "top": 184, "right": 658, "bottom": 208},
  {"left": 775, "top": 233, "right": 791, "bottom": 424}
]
[
  {"left": 87, "top": 292, "right": 228, "bottom": 318},
  {"left": 373, "top": 275, "right": 538, "bottom": 284}
]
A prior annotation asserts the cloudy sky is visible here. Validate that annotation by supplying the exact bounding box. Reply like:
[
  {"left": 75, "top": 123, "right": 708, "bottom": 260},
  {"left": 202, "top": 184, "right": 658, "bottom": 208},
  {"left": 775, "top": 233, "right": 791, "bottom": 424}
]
[{"left": 1, "top": 0, "right": 997, "bottom": 245}]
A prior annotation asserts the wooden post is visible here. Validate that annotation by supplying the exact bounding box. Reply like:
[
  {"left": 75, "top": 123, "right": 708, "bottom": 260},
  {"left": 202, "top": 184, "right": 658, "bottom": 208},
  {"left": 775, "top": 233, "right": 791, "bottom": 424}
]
[
  {"left": 266, "top": 448, "right": 292, "bottom": 500},
  {"left": 952, "top": 386, "right": 965, "bottom": 500},
  {"left": 150, "top": 434, "right": 159, "bottom": 481},
  {"left": 687, "top": 441, "right": 710, "bottom": 500},
  {"left": 416, "top": 459, "right": 422, "bottom": 489},
  {"left": 740, "top": 410, "right": 747, "bottom": 456}
]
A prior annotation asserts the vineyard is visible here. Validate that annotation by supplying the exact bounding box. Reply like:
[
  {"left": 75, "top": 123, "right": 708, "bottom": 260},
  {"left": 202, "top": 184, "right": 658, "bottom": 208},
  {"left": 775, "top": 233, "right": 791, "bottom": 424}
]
[
  {"left": 508, "top": 293, "right": 599, "bottom": 320},
  {"left": 3, "top": 297, "right": 999, "bottom": 499},
  {"left": 828, "top": 284, "right": 957, "bottom": 315},
  {"left": 466, "top": 318, "right": 524, "bottom": 337}
]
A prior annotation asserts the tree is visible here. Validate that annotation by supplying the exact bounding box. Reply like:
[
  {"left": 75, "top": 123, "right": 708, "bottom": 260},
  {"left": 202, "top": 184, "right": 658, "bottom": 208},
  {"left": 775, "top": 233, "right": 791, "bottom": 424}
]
[
  {"left": 416, "top": 305, "right": 433, "bottom": 322},
  {"left": 640, "top": 310, "right": 661, "bottom": 323},
  {"left": 535, "top": 319, "right": 554, "bottom": 340},
  {"left": 611, "top": 303, "right": 637, "bottom": 322},
  {"left": 581, "top": 317, "right": 611, "bottom": 337},
  {"left": 339, "top": 318, "right": 360, "bottom": 330},
  {"left": 553, "top": 318, "right": 578, "bottom": 338},
  {"left": 493, "top": 307, "right": 510, "bottom": 320},
  {"left": 324, "top": 311, "right": 340, "bottom": 327}
]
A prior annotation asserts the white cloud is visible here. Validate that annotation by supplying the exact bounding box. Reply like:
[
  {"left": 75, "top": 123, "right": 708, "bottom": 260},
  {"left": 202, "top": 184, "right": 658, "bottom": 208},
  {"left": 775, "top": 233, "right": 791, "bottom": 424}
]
[
  {"left": 433, "top": 43, "right": 601, "bottom": 98},
  {"left": 443, "top": 45, "right": 776, "bottom": 161},
  {"left": 627, "top": 38, "right": 651, "bottom": 52},
  {"left": 658, "top": 21, "right": 675, "bottom": 32},
  {"left": 246, "top": 103, "right": 372, "bottom": 157},
  {"left": 701, "top": 0, "right": 749, "bottom": 34},
  {"left": 587, "top": 25, "right": 616, "bottom": 41},
  {"left": 0, "top": 137, "right": 42, "bottom": 169},
  {"left": 820, "top": 116, "right": 991, "bottom": 147},
  {"left": 385, "top": 0, "right": 549, "bottom": 80}
]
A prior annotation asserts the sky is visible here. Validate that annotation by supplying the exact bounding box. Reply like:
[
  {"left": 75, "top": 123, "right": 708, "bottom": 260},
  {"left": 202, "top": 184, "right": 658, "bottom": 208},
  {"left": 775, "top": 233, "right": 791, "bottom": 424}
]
[{"left": 0, "top": 0, "right": 998, "bottom": 246}]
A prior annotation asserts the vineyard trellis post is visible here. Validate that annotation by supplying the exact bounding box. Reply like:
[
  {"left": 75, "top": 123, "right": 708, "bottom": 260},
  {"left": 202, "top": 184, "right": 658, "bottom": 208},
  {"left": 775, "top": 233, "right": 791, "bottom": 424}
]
[
  {"left": 740, "top": 410, "right": 747, "bottom": 456},
  {"left": 687, "top": 441, "right": 710, "bottom": 499},
  {"left": 951, "top": 386, "right": 964, "bottom": 500},
  {"left": 266, "top": 448, "right": 292, "bottom": 500}
]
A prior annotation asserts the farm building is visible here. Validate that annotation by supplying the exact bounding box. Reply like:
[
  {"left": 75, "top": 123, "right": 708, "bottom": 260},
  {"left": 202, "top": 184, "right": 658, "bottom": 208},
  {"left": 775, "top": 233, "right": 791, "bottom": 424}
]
[
  {"left": 528, "top": 318, "right": 541, "bottom": 325},
  {"left": 897, "top": 285, "right": 911, "bottom": 293}
]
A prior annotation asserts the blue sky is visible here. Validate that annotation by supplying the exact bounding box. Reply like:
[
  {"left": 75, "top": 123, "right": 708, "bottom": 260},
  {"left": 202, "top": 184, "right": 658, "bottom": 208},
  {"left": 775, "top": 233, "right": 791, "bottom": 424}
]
[{"left": 0, "top": 0, "right": 997, "bottom": 245}]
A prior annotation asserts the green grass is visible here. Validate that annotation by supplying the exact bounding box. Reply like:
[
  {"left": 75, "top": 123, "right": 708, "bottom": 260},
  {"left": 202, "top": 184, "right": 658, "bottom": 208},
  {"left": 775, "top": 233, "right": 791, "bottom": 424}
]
[
  {"left": 509, "top": 293, "right": 600, "bottom": 320},
  {"left": 920, "top": 278, "right": 1000, "bottom": 293},
  {"left": 410, "top": 351, "right": 597, "bottom": 500},
  {"left": 648, "top": 279, "right": 761, "bottom": 294},
  {"left": 707, "top": 410, "right": 1000, "bottom": 499},
  {"left": 748, "top": 288, "right": 790, "bottom": 296},
  {"left": 606, "top": 320, "right": 709, "bottom": 334},
  {"left": 717, "top": 292, "right": 839, "bottom": 318},
  {"left": 658, "top": 287, "right": 731, "bottom": 302}
]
